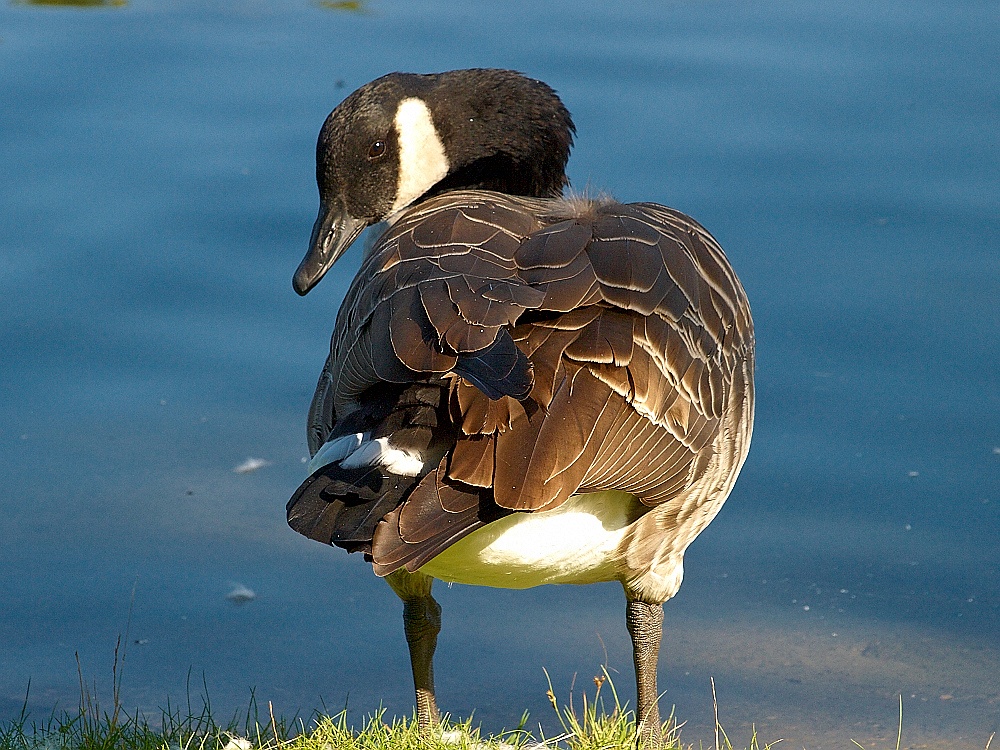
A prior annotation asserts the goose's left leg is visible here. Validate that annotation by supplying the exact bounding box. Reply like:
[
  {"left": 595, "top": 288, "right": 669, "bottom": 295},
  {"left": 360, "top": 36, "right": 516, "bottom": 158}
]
[
  {"left": 625, "top": 595, "right": 664, "bottom": 748},
  {"left": 385, "top": 569, "right": 442, "bottom": 733}
]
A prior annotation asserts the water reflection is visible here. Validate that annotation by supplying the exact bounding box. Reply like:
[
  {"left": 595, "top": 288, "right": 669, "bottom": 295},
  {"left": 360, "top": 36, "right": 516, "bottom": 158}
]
[
  {"left": 12, "top": 0, "right": 126, "bottom": 7},
  {"left": 315, "top": 1, "right": 368, "bottom": 12}
]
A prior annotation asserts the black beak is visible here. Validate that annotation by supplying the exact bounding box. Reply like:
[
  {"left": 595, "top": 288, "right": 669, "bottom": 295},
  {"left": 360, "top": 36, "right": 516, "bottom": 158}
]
[{"left": 293, "top": 201, "right": 368, "bottom": 295}]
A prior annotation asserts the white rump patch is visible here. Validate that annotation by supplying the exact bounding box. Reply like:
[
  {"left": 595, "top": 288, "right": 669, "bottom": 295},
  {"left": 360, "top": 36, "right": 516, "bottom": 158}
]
[
  {"left": 310, "top": 433, "right": 424, "bottom": 478},
  {"left": 389, "top": 97, "right": 450, "bottom": 217},
  {"left": 307, "top": 432, "right": 363, "bottom": 474}
]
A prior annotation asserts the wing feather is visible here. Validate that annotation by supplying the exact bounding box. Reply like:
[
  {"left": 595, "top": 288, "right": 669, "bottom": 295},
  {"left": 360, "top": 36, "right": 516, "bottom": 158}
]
[{"left": 294, "top": 191, "right": 755, "bottom": 577}]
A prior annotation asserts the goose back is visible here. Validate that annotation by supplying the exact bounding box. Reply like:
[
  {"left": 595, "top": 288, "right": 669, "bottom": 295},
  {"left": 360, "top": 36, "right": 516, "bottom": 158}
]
[{"left": 288, "top": 189, "right": 754, "bottom": 582}]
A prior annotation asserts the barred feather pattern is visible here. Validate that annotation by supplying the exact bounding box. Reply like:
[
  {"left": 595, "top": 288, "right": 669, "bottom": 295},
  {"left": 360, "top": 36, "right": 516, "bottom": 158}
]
[{"left": 294, "top": 189, "right": 754, "bottom": 590}]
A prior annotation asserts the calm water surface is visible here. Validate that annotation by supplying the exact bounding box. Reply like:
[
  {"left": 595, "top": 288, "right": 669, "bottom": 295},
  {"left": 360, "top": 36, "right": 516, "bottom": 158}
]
[{"left": 2, "top": 1, "right": 998, "bottom": 747}]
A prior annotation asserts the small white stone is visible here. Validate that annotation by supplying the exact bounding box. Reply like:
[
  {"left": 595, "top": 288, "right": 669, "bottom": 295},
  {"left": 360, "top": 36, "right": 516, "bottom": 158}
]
[
  {"left": 226, "top": 584, "right": 256, "bottom": 604},
  {"left": 233, "top": 457, "right": 271, "bottom": 474}
]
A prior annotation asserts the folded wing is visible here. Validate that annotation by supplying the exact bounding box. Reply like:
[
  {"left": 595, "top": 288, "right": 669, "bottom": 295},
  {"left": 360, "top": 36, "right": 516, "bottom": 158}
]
[{"left": 290, "top": 191, "right": 754, "bottom": 575}]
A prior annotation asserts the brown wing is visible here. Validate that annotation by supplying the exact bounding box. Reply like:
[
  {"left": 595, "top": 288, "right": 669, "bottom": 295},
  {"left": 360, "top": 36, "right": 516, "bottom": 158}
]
[
  {"left": 304, "top": 191, "right": 754, "bottom": 574},
  {"left": 435, "top": 197, "right": 753, "bottom": 512},
  {"left": 368, "top": 457, "right": 511, "bottom": 577},
  {"left": 322, "top": 193, "right": 546, "bottom": 420}
]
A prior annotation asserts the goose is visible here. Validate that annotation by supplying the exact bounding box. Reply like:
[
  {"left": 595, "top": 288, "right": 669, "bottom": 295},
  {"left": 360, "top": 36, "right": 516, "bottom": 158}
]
[{"left": 286, "top": 68, "right": 754, "bottom": 747}]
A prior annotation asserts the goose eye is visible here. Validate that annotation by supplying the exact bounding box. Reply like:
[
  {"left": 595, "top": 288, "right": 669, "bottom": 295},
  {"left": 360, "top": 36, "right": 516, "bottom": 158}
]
[{"left": 368, "top": 140, "right": 387, "bottom": 159}]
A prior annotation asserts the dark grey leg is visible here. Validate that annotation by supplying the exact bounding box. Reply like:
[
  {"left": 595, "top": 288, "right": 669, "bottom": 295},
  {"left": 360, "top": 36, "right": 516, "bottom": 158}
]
[
  {"left": 385, "top": 569, "right": 442, "bottom": 733},
  {"left": 403, "top": 594, "right": 442, "bottom": 730},
  {"left": 626, "top": 598, "right": 664, "bottom": 748}
]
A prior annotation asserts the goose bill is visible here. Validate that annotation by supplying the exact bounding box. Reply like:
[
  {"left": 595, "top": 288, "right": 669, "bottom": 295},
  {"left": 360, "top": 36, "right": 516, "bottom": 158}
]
[{"left": 293, "top": 201, "right": 368, "bottom": 295}]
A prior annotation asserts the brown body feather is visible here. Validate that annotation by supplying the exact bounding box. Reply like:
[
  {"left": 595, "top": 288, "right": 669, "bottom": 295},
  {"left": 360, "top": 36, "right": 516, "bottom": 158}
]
[{"left": 288, "top": 189, "right": 754, "bottom": 586}]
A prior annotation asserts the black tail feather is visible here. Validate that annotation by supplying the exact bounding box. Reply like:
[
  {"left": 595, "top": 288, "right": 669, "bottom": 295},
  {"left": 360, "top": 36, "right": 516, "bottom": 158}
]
[{"left": 287, "top": 463, "right": 418, "bottom": 553}]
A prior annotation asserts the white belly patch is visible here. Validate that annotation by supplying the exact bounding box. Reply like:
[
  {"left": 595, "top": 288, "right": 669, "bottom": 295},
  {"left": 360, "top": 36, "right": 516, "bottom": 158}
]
[{"left": 418, "top": 491, "right": 639, "bottom": 588}]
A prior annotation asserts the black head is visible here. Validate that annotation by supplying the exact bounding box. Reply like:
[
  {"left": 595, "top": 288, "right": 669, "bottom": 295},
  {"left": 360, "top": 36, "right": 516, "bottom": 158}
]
[{"left": 293, "top": 69, "right": 575, "bottom": 295}]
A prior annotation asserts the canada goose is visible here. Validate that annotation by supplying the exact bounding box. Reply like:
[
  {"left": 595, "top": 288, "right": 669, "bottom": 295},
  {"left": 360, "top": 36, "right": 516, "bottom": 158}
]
[{"left": 287, "top": 69, "right": 754, "bottom": 747}]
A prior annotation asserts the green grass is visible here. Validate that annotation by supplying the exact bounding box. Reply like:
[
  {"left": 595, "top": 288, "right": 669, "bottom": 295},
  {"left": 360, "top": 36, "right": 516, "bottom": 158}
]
[
  {"left": 0, "top": 662, "right": 783, "bottom": 750},
  {"left": 11, "top": 640, "right": 980, "bottom": 750},
  {"left": 4, "top": 631, "right": 994, "bottom": 750},
  {"left": 0, "top": 695, "right": 780, "bottom": 750}
]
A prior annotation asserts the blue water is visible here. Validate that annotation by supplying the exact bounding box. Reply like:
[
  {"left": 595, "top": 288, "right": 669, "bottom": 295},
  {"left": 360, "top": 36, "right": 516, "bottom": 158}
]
[{"left": 2, "top": 1, "right": 998, "bottom": 747}]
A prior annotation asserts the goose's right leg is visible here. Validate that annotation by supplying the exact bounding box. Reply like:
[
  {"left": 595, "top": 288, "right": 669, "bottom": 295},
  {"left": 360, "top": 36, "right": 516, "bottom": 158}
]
[{"left": 625, "top": 596, "right": 664, "bottom": 748}]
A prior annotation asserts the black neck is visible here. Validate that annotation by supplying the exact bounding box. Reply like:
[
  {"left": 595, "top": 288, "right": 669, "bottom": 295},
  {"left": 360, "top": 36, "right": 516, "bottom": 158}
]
[{"left": 424, "top": 69, "right": 575, "bottom": 198}]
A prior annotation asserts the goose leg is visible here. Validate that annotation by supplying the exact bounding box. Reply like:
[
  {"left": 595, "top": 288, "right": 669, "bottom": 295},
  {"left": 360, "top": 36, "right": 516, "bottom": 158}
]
[
  {"left": 626, "top": 598, "right": 664, "bottom": 748},
  {"left": 385, "top": 569, "right": 442, "bottom": 733}
]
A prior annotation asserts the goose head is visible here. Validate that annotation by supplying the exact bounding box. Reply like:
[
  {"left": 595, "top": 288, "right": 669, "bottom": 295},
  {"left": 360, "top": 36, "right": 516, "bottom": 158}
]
[{"left": 293, "top": 68, "right": 575, "bottom": 295}]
